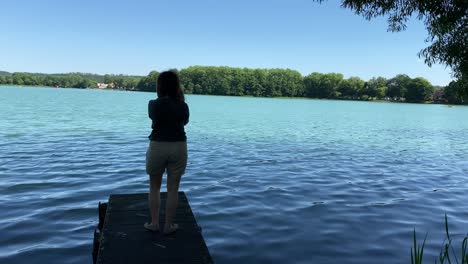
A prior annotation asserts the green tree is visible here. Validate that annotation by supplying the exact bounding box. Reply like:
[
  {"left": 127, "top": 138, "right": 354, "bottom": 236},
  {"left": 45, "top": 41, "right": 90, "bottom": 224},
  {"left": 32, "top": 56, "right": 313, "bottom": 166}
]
[
  {"left": 338, "top": 77, "right": 365, "bottom": 99},
  {"left": 322, "top": 73, "right": 344, "bottom": 98},
  {"left": 386, "top": 74, "right": 411, "bottom": 99},
  {"left": 304, "top": 72, "right": 343, "bottom": 98},
  {"left": 376, "top": 87, "right": 387, "bottom": 99},
  {"left": 2, "top": 76, "right": 11, "bottom": 84},
  {"left": 103, "top": 74, "right": 113, "bottom": 84},
  {"left": 136, "top": 71, "right": 159, "bottom": 92},
  {"left": 366, "top": 77, "right": 387, "bottom": 99},
  {"left": 180, "top": 66, "right": 208, "bottom": 94},
  {"left": 1, "top": 72, "right": 139, "bottom": 89},
  {"left": 77, "top": 78, "right": 93, "bottom": 88},
  {"left": 264, "top": 69, "right": 283, "bottom": 97},
  {"left": 444, "top": 79, "right": 468, "bottom": 104},
  {"left": 406, "top": 77, "right": 434, "bottom": 102},
  {"left": 263, "top": 69, "right": 304, "bottom": 97},
  {"left": 229, "top": 68, "right": 245, "bottom": 96},
  {"left": 304, "top": 72, "right": 323, "bottom": 98},
  {"left": 179, "top": 68, "right": 194, "bottom": 94},
  {"left": 123, "top": 78, "right": 139, "bottom": 90},
  {"left": 325, "top": 0, "right": 468, "bottom": 93},
  {"left": 12, "top": 73, "right": 25, "bottom": 85},
  {"left": 248, "top": 69, "right": 267, "bottom": 96},
  {"left": 281, "top": 69, "right": 304, "bottom": 97},
  {"left": 210, "top": 67, "right": 231, "bottom": 95}
]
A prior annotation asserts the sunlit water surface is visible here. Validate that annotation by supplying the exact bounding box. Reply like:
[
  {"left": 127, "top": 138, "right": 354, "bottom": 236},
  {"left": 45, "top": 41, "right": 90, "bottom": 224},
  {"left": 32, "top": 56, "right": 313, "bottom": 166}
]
[{"left": 1, "top": 86, "right": 467, "bottom": 263}]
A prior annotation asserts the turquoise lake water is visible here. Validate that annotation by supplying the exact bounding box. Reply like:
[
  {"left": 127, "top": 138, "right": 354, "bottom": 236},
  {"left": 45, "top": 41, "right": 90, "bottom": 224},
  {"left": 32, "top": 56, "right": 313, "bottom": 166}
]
[{"left": 0, "top": 86, "right": 467, "bottom": 263}]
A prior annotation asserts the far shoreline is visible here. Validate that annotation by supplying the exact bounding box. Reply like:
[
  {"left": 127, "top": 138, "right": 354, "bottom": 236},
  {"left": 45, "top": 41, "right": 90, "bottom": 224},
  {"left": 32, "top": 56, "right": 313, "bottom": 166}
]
[{"left": 0, "top": 84, "right": 461, "bottom": 106}]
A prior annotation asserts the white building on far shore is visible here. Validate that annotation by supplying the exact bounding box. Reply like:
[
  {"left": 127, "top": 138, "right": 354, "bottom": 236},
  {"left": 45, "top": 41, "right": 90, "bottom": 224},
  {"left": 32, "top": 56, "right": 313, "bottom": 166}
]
[{"left": 97, "top": 83, "right": 109, "bottom": 89}]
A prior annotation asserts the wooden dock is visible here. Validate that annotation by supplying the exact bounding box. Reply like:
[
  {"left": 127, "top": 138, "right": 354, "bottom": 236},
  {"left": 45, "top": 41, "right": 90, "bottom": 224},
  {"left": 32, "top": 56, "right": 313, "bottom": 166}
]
[{"left": 93, "top": 192, "right": 213, "bottom": 264}]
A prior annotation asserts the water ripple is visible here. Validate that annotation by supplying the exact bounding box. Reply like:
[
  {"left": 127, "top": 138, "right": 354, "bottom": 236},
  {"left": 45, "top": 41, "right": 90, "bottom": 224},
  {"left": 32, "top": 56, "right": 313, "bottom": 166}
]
[{"left": 1, "top": 86, "right": 468, "bottom": 264}]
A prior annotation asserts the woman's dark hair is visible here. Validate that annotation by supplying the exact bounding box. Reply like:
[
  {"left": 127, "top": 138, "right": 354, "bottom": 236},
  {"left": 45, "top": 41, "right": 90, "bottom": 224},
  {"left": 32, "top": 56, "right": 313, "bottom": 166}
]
[{"left": 157, "top": 71, "right": 185, "bottom": 102}]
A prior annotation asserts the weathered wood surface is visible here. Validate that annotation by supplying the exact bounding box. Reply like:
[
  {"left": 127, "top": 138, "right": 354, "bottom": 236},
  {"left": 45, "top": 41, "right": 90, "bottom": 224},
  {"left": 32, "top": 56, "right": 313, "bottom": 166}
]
[{"left": 96, "top": 192, "right": 213, "bottom": 264}]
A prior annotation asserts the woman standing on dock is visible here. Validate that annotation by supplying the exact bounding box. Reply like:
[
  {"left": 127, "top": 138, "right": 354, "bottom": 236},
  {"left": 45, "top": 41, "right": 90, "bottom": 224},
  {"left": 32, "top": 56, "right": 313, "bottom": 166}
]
[{"left": 145, "top": 70, "right": 189, "bottom": 235}]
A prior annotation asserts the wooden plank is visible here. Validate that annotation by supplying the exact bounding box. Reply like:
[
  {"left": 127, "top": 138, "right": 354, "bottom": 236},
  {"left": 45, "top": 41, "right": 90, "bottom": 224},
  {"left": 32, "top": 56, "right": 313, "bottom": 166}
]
[{"left": 96, "top": 192, "right": 213, "bottom": 264}]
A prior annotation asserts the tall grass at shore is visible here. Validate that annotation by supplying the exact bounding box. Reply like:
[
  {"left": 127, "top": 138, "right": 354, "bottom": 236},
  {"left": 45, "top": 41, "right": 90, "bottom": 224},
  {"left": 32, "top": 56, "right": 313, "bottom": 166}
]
[{"left": 411, "top": 214, "right": 468, "bottom": 264}]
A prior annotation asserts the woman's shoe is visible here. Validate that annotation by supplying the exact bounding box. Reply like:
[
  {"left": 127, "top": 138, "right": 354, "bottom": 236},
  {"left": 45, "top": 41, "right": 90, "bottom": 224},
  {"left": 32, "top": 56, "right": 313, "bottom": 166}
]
[
  {"left": 144, "top": 222, "right": 159, "bottom": 232},
  {"left": 163, "top": 223, "right": 178, "bottom": 235}
]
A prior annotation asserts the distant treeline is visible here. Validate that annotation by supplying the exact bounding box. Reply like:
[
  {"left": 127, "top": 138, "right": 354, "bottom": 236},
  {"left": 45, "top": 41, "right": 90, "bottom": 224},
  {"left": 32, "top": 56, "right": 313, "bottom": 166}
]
[
  {"left": 1, "top": 66, "right": 466, "bottom": 104},
  {"left": 0, "top": 71, "right": 141, "bottom": 90}
]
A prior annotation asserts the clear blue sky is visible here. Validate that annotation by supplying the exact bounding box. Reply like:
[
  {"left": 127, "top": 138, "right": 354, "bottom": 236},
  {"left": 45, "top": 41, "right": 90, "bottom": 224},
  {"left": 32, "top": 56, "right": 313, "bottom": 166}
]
[{"left": 0, "top": 0, "right": 453, "bottom": 86}]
